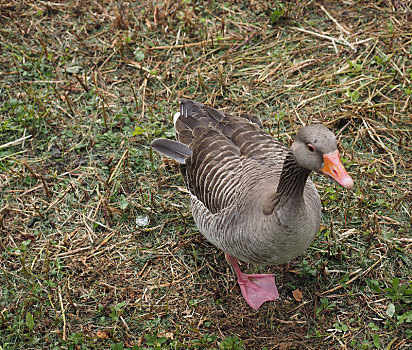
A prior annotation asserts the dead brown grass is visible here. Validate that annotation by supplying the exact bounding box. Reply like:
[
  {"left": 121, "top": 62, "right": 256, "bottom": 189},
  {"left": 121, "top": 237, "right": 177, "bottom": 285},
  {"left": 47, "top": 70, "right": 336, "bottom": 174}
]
[{"left": 0, "top": 1, "right": 411, "bottom": 349}]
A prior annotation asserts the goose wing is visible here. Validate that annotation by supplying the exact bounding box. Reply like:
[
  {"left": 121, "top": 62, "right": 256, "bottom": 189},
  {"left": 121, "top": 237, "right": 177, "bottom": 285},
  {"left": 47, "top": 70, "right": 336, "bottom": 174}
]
[{"left": 175, "top": 100, "right": 288, "bottom": 214}]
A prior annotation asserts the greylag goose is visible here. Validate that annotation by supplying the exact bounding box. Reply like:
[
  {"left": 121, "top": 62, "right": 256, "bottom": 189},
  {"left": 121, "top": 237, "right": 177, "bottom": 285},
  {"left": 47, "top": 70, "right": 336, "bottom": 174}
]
[{"left": 151, "top": 99, "right": 354, "bottom": 310}]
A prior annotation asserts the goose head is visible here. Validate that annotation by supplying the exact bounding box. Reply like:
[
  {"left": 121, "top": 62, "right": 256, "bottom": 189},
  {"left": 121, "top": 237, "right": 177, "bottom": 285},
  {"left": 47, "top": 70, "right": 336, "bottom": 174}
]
[{"left": 291, "top": 125, "right": 354, "bottom": 189}]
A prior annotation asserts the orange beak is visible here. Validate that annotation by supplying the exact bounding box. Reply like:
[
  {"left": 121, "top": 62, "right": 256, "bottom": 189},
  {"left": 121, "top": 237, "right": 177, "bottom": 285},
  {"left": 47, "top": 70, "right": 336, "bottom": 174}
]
[{"left": 321, "top": 150, "right": 354, "bottom": 189}]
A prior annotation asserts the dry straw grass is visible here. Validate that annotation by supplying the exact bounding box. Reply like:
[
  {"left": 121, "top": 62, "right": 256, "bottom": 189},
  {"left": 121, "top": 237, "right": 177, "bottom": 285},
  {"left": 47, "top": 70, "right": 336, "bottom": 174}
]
[{"left": 0, "top": 1, "right": 411, "bottom": 349}]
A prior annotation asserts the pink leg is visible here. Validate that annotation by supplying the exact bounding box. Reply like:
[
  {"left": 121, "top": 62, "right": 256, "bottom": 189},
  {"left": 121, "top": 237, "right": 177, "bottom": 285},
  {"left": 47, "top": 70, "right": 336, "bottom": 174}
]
[{"left": 226, "top": 254, "right": 280, "bottom": 310}]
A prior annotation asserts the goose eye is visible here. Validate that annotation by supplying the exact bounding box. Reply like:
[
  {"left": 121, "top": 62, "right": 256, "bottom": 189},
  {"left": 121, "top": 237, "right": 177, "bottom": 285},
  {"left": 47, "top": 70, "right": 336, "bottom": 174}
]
[{"left": 307, "top": 144, "right": 315, "bottom": 152}]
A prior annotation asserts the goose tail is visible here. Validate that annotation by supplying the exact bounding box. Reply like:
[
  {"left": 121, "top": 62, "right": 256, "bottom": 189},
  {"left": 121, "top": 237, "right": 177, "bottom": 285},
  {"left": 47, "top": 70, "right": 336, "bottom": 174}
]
[{"left": 150, "top": 138, "right": 192, "bottom": 164}]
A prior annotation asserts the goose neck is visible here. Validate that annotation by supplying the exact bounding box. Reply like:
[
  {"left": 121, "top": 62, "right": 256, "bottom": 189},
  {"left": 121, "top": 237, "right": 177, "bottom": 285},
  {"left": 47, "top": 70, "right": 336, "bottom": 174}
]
[
  {"left": 276, "top": 151, "right": 311, "bottom": 201},
  {"left": 262, "top": 151, "right": 311, "bottom": 215}
]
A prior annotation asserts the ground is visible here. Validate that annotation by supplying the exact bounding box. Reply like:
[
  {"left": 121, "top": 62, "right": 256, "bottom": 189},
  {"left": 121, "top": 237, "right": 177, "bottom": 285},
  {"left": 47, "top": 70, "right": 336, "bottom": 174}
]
[{"left": 0, "top": 1, "right": 411, "bottom": 349}]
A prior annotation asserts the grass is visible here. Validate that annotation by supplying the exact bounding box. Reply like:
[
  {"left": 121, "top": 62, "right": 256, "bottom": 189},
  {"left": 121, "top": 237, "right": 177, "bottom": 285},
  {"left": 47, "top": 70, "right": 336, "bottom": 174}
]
[{"left": 0, "top": 1, "right": 411, "bottom": 349}]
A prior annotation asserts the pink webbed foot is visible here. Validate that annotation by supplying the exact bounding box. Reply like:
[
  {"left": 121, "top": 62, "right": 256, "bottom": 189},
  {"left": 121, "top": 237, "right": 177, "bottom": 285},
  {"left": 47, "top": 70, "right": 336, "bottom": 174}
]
[{"left": 226, "top": 254, "right": 280, "bottom": 310}]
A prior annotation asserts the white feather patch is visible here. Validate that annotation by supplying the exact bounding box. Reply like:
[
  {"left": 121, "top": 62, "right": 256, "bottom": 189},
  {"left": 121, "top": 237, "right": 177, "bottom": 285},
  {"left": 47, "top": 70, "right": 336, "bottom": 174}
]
[{"left": 173, "top": 111, "right": 180, "bottom": 128}]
